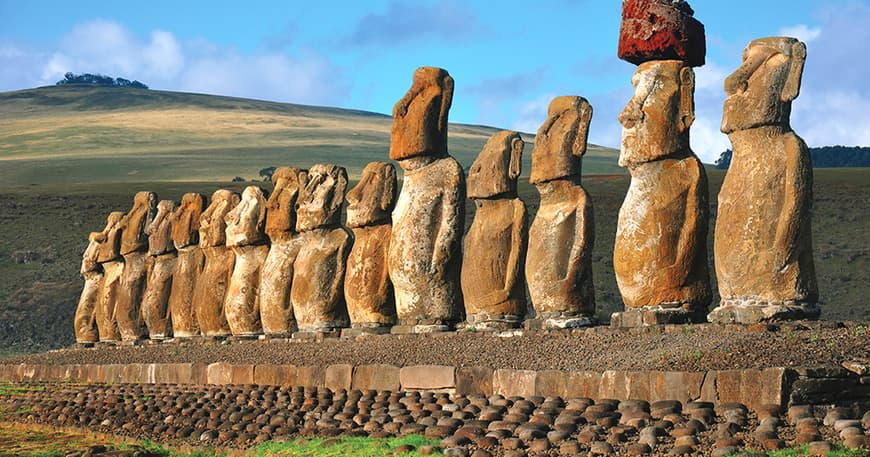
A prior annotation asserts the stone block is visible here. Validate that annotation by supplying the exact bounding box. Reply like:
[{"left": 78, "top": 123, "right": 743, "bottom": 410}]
[
  {"left": 154, "top": 363, "right": 198, "bottom": 384},
  {"left": 650, "top": 371, "right": 705, "bottom": 403},
  {"left": 190, "top": 363, "right": 208, "bottom": 384},
  {"left": 400, "top": 365, "right": 456, "bottom": 391},
  {"left": 627, "top": 371, "right": 651, "bottom": 400},
  {"left": 790, "top": 378, "right": 870, "bottom": 405},
  {"left": 102, "top": 365, "right": 125, "bottom": 383},
  {"left": 457, "top": 366, "right": 493, "bottom": 396},
  {"left": 352, "top": 364, "right": 400, "bottom": 392},
  {"left": 493, "top": 369, "right": 536, "bottom": 398},
  {"left": 699, "top": 371, "right": 718, "bottom": 402},
  {"left": 536, "top": 370, "right": 568, "bottom": 398},
  {"left": 716, "top": 370, "right": 743, "bottom": 404},
  {"left": 231, "top": 364, "right": 255, "bottom": 385},
  {"left": 296, "top": 365, "right": 326, "bottom": 388},
  {"left": 566, "top": 371, "right": 601, "bottom": 399},
  {"left": 326, "top": 364, "right": 353, "bottom": 392},
  {"left": 207, "top": 362, "right": 232, "bottom": 385},
  {"left": 599, "top": 371, "right": 630, "bottom": 400},
  {"left": 253, "top": 365, "right": 297, "bottom": 386},
  {"left": 121, "top": 364, "right": 149, "bottom": 383}
]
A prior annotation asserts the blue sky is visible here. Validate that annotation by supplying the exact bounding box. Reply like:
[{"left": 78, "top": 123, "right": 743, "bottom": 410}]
[{"left": 1, "top": 0, "right": 868, "bottom": 162}]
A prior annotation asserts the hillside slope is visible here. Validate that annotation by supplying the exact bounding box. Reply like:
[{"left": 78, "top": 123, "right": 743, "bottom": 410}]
[{"left": 0, "top": 86, "right": 621, "bottom": 185}]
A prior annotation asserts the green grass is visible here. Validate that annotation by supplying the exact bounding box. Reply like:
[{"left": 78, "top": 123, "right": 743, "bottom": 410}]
[
  {"left": 0, "top": 384, "right": 45, "bottom": 396},
  {"left": 248, "top": 435, "right": 441, "bottom": 457},
  {"left": 729, "top": 444, "right": 869, "bottom": 456}
]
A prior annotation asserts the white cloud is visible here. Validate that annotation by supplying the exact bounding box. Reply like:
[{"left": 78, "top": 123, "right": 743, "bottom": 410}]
[
  {"left": 779, "top": 24, "right": 822, "bottom": 43},
  {"left": 0, "top": 20, "right": 349, "bottom": 106},
  {"left": 511, "top": 93, "right": 556, "bottom": 134}
]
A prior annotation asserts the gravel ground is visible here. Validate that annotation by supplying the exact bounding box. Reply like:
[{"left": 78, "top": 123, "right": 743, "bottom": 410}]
[
  {"left": 2, "top": 321, "right": 867, "bottom": 371},
  {"left": 1, "top": 382, "right": 868, "bottom": 456}
]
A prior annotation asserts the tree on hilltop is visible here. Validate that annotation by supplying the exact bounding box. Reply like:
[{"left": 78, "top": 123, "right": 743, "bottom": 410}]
[{"left": 56, "top": 72, "right": 148, "bottom": 89}]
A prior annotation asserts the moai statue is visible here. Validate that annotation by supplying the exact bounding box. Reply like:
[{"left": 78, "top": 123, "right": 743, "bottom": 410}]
[
  {"left": 461, "top": 131, "right": 528, "bottom": 330},
  {"left": 260, "top": 167, "right": 308, "bottom": 337},
  {"left": 611, "top": 0, "right": 711, "bottom": 327},
  {"left": 526, "top": 97, "right": 596, "bottom": 328},
  {"left": 708, "top": 37, "right": 818, "bottom": 323},
  {"left": 140, "top": 200, "right": 178, "bottom": 340},
  {"left": 167, "top": 193, "right": 206, "bottom": 338},
  {"left": 193, "top": 189, "right": 240, "bottom": 337},
  {"left": 224, "top": 186, "right": 269, "bottom": 337},
  {"left": 388, "top": 66, "right": 466, "bottom": 332},
  {"left": 291, "top": 164, "right": 352, "bottom": 335},
  {"left": 115, "top": 191, "right": 157, "bottom": 341},
  {"left": 94, "top": 212, "right": 125, "bottom": 342},
  {"left": 73, "top": 231, "right": 104, "bottom": 344},
  {"left": 344, "top": 161, "right": 397, "bottom": 334}
]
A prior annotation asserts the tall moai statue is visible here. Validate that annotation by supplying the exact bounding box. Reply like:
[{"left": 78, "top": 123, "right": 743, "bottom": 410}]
[
  {"left": 74, "top": 230, "right": 105, "bottom": 344},
  {"left": 194, "top": 189, "right": 240, "bottom": 337},
  {"left": 612, "top": 0, "right": 711, "bottom": 327},
  {"left": 344, "top": 161, "right": 397, "bottom": 334},
  {"left": 260, "top": 167, "right": 308, "bottom": 337},
  {"left": 461, "top": 131, "right": 528, "bottom": 330},
  {"left": 140, "top": 200, "right": 178, "bottom": 340},
  {"left": 116, "top": 191, "right": 157, "bottom": 341},
  {"left": 708, "top": 37, "right": 818, "bottom": 323},
  {"left": 167, "top": 193, "right": 206, "bottom": 338},
  {"left": 94, "top": 211, "right": 125, "bottom": 342},
  {"left": 291, "top": 164, "right": 353, "bottom": 335},
  {"left": 526, "top": 97, "right": 596, "bottom": 328},
  {"left": 224, "top": 186, "right": 269, "bottom": 337},
  {"left": 388, "top": 66, "right": 466, "bottom": 332}
]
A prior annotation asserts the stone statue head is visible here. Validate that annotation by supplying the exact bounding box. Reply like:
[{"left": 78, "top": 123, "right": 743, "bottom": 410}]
[
  {"left": 119, "top": 191, "right": 158, "bottom": 255},
  {"left": 146, "top": 199, "right": 177, "bottom": 256},
  {"left": 265, "top": 167, "right": 308, "bottom": 240},
  {"left": 170, "top": 193, "right": 206, "bottom": 250},
  {"left": 346, "top": 161, "right": 397, "bottom": 228},
  {"left": 468, "top": 131, "right": 524, "bottom": 198},
  {"left": 199, "top": 189, "right": 241, "bottom": 248},
  {"left": 529, "top": 96, "right": 593, "bottom": 184},
  {"left": 618, "top": 60, "right": 695, "bottom": 167},
  {"left": 96, "top": 211, "right": 125, "bottom": 263},
  {"left": 296, "top": 164, "right": 348, "bottom": 232},
  {"left": 390, "top": 66, "right": 454, "bottom": 161},
  {"left": 225, "top": 186, "right": 268, "bottom": 247},
  {"left": 722, "top": 37, "right": 806, "bottom": 134}
]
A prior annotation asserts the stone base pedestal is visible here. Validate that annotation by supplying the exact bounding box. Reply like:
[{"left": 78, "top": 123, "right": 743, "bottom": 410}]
[
  {"left": 75, "top": 342, "right": 96, "bottom": 349},
  {"left": 341, "top": 325, "right": 392, "bottom": 338},
  {"left": 708, "top": 301, "right": 820, "bottom": 324},
  {"left": 226, "top": 334, "right": 259, "bottom": 343},
  {"left": 292, "top": 329, "right": 342, "bottom": 341},
  {"left": 610, "top": 306, "right": 706, "bottom": 327},
  {"left": 189, "top": 335, "right": 228, "bottom": 344},
  {"left": 525, "top": 316, "right": 595, "bottom": 330},
  {"left": 459, "top": 314, "right": 523, "bottom": 331},
  {"left": 391, "top": 324, "right": 454, "bottom": 334},
  {"left": 116, "top": 339, "right": 145, "bottom": 347}
]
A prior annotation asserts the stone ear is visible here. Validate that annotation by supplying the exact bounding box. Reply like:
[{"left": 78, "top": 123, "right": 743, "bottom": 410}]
[
  {"left": 679, "top": 66, "right": 696, "bottom": 131},
  {"left": 439, "top": 75, "right": 455, "bottom": 136},
  {"left": 380, "top": 165, "right": 397, "bottom": 212},
  {"left": 509, "top": 136, "right": 524, "bottom": 180},
  {"left": 782, "top": 40, "right": 806, "bottom": 103},
  {"left": 572, "top": 100, "right": 592, "bottom": 157}
]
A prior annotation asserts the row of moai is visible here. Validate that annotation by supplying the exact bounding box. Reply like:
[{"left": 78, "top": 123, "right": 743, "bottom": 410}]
[{"left": 73, "top": 0, "right": 819, "bottom": 343}]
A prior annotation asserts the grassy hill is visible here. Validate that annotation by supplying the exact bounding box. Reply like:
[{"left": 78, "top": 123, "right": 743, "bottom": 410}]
[{"left": 0, "top": 85, "right": 622, "bottom": 185}]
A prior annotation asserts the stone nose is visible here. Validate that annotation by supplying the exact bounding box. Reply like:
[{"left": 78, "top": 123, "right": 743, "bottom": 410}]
[{"left": 618, "top": 101, "right": 641, "bottom": 129}]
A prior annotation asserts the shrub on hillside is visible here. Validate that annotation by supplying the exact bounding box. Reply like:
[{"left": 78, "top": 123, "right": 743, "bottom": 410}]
[{"left": 55, "top": 72, "right": 148, "bottom": 89}]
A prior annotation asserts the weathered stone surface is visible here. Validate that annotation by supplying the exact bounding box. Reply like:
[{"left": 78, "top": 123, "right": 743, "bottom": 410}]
[
  {"left": 225, "top": 186, "right": 268, "bottom": 336},
  {"left": 457, "top": 367, "right": 494, "bottom": 397},
  {"left": 566, "top": 371, "right": 601, "bottom": 400},
  {"left": 711, "top": 37, "right": 818, "bottom": 324},
  {"left": 650, "top": 371, "right": 705, "bottom": 404},
  {"left": 536, "top": 370, "right": 568, "bottom": 398},
  {"left": 260, "top": 167, "right": 308, "bottom": 336},
  {"left": 141, "top": 200, "right": 177, "bottom": 339},
  {"left": 115, "top": 191, "right": 157, "bottom": 341},
  {"left": 614, "top": 60, "right": 711, "bottom": 317},
  {"left": 462, "top": 131, "right": 527, "bottom": 327},
  {"left": 252, "top": 364, "right": 297, "bottom": 386},
  {"left": 618, "top": 0, "right": 705, "bottom": 67},
  {"left": 390, "top": 67, "right": 453, "bottom": 161},
  {"left": 400, "top": 365, "right": 456, "bottom": 391},
  {"left": 292, "top": 164, "right": 352, "bottom": 332},
  {"left": 74, "top": 231, "right": 103, "bottom": 343},
  {"left": 295, "top": 365, "right": 326, "bottom": 388},
  {"left": 194, "top": 189, "right": 240, "bottom": 337},
  {"left": 325, "top": 364, "right": 353, "bottom": 392},
  {"left": 345, "top": 162, "right": 397, "bottom": 327},
  {"left": 493, "top": 369, "right": 536, "bottom": 398},
  {"left": 167, "top": 193, "right": 206, "bottom": 338},
  {"left": 389, "top": 68, "right": 464, "bottom": 328},
  {"left": 352, "top": 364, "right": 400, "bottom": 392},
  {"left": 526, "top": 97, "right": 595, "bottom": 320}
]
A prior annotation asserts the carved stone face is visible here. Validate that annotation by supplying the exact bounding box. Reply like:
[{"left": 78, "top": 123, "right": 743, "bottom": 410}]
[
  {"left": 389, "top": 66, "right": 454, "bottom": 161},
  {"left": 529, "top": 96, "right": 592, "bottom": 184},
  {"left": 199, "top": 189, "right": 240, "bottom": 248},
  {"left": 346, "top": 161, "right": 397, "bottom": 228},
  {"left": 618, "top": 60, "right": 695, "bottom": 167},
  {"left": 170, "top": 193, "right": 206, "bottom": 249},
  {"left": 225, "top": 186, "right": 267, "bottom": 247},
  {"left": 119, "top": 191, "right": 158, "bottom": 255},
  {"left": 96, "top": 211, "right": 125, "bottom": 263},
  {"left": 722, "top": 37, "right": 806, "bottom": 134},
  {"left": 265, "top": 167, "right": 308, "bottom": 239},
  {"left": 147, "top": 199, "right": 177, "bottom": 255},
  {"left": 468, "top": 131, "right": 523, "bottom": 199},
  {"left": 296, "top": 164, "right": 348, "bottom": 232}
]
